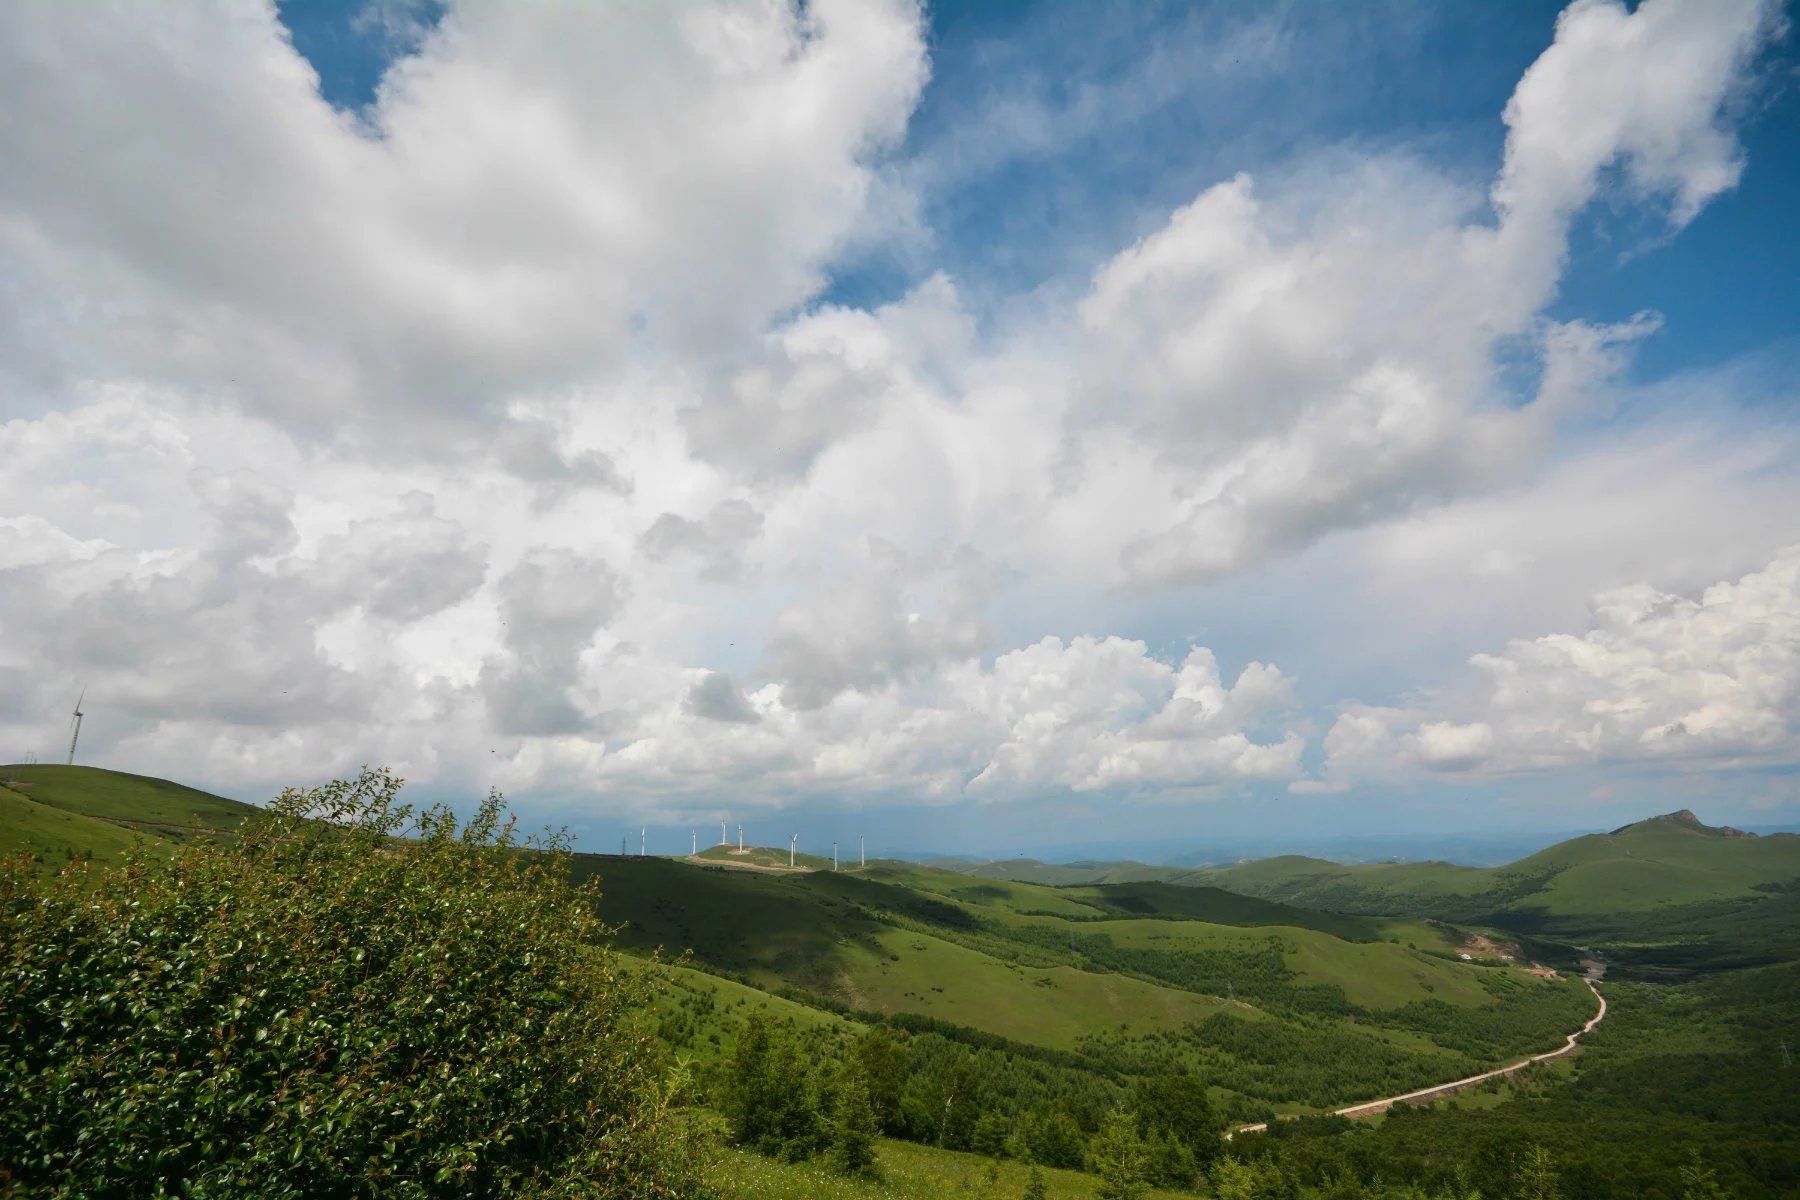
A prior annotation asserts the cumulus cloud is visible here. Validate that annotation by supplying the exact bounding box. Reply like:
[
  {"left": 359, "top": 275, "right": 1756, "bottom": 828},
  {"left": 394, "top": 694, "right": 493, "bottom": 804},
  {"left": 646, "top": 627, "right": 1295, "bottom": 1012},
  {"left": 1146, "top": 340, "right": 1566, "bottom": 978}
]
[
  {"left": 480, "top": 549, "right": 624, "bottom": 736},
  {"left": 640, "top": 499, "right": 765, "bottom": 583},
  {"left": 1070, "top": 0, "right": 1774, "bottom": 584},
  {"left": 536, "top": 633, "right": 1302, "bottom": 812},
  {"left": 0, "top": 0, "right": 1788, "bottom": 823},
  {"left": 759, "top": 541, "right": 998, "bottom": 710},
  {"left": 0, "top": 0, "right": 927, "bottom": 440},
  {"left": 682, "top": 275, "right": 975, "bottom": 482},
  {"left": 684, "top": 673, "right": 762, "bottom": 725},
  {"left": 315, "top": 492, "right": 488, "bottom": 622},
  {"left": 1315, "top": 547, "right": 1800, "bottom": 785},
  {"left": 1494, "top": 0, "right": 1776, "bottom": 236},
  {"left": 962, "top": 638, "right": 1301, "bottom": 794}
]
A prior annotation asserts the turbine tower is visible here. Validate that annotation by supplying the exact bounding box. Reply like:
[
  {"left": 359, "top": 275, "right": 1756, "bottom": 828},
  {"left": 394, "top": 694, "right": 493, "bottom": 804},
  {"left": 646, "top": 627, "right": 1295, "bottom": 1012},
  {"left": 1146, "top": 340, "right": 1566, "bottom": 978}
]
[
  {"left": 640, "top": 827, "right": 646, "bottom": 857},
  {"left": 789, "top": 834, "right": 797, "bottom": 868},
  {"left": 65, "top": 688, "right": 85, "bottom": 766},
  {"left": 691, "top": 830, "right": 697, "bottom": 856},
  {"left": 860, "top": 835, "right": 865, "bottom": 868},
  {"left": 720, "top": 821, "right": 727, "bottom": 846},
  {"left": 832, "top": 841, "right": 839, "bottom": 871},
  {"left": 737, "top": 823, "right": 744, "bottom": 852}
]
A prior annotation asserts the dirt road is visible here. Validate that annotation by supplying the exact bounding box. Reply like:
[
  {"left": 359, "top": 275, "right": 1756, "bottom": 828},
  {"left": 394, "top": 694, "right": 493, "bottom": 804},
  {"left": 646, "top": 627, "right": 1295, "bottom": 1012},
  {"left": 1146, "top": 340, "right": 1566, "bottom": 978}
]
[{"left": 1229, "top": 969, "right": 1608, "bottom": 1137}]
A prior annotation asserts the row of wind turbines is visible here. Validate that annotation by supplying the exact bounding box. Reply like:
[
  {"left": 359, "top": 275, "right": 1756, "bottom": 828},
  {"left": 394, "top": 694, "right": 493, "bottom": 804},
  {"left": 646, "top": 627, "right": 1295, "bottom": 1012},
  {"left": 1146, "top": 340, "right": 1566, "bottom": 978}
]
[
  {"left": 624, "top": 822, "right": 866, "bottom": 870},
  {"left": 53, "top": 689, "right": 867, "bottom": 878}
]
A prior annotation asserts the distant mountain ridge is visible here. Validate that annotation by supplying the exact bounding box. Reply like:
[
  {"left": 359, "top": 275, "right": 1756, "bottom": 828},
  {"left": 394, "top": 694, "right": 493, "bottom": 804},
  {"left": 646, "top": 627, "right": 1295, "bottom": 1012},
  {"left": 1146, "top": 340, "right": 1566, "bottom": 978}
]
[
  {"left": 928, "top": 810, "right": 1800, "bottom": 975},
  {"left": 6, "top": 766, "right": 1793, "bottom": 976}
]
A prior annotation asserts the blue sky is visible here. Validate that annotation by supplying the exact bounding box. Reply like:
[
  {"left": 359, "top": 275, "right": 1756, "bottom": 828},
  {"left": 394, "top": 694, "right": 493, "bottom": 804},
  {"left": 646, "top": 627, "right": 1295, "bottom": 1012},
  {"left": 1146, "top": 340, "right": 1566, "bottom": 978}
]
[
  {"left": 276, "top": 0, "right": 1799, "bottom": 370},
  {"left": 3, "top": 0, "right": 1797, "bottom": 860}
]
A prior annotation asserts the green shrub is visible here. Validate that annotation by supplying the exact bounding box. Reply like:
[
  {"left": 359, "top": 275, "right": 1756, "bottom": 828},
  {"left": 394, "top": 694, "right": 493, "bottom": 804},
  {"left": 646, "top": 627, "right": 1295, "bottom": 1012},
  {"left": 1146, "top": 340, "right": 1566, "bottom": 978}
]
[{"left": 0, "top": 768, "right": 710, "bottom": 1199}]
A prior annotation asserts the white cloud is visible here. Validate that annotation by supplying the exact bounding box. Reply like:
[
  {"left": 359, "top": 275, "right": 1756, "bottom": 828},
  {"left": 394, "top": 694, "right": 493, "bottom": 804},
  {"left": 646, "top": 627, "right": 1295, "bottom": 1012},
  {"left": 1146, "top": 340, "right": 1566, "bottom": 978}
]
[
  {"left": 1067, "top": 0, "right": 1774, "bottom": 585},
  {"left": 520, "top": 633, "right": 1302, "bottom": 814},
  {"left": 1316, "top": 547, "right": 1800, "bottom": 784},
  {"left": 0, "top": 0, "right": 927, "bottom": 439},
  {"left": 0, "top": 0, "right": 1789, "bottom": 823},
  {"left": 1495, "top": 0, "right": 1776, "bottom": 236}
]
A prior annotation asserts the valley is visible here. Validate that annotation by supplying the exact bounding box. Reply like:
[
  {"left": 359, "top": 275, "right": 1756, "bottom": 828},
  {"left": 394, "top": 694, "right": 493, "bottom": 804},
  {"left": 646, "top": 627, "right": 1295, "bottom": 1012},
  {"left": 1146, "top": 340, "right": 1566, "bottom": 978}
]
[{"left": 3, "top": 763, "right": 1795, "bottom": 1198}]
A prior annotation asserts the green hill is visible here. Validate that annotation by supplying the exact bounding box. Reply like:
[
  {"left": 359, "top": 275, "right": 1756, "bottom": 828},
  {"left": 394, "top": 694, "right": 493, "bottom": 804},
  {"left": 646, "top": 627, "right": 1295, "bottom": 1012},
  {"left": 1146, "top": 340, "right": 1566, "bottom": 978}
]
[
  {"left": 575, "top": 846, "right": 1594, "bottom": 1115},
  {"left": 693, "top": 842, "right": 839, "bottom": 871},
  {"left": 0, "top": 764, "right": 260, "bottom": 868},
  {"left": 0, "top": 781, "right": 143, "bottom": 866},
  {"left": 3, "top": 766, "right": 1787, "bottom": 1196},
  {"left": 1186, "top": 812, "right": 1800, "bottom": 972}
]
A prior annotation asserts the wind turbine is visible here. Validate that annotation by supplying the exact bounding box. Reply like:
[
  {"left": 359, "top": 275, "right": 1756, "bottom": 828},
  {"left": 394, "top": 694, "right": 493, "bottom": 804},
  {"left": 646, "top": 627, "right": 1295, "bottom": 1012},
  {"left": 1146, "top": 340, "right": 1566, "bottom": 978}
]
[
  {"left": 789, "top": 834, "right": 797, "bottom": 868},
  {"left": 737, "top": 823, "right": 744, "bottom": 852},
  {"left": 691, "top": 829, "right": 697, "bottom": 856},
  {"left": 860, "top": 835, "right": 865, "bottom": 868},
  {"left": 832, "top": 841, "right": 839, "bottom": 871},
  {"left": 65, "top": 688, "right": 85, "bottom": 766},
  {"left": 640, "top": 827, "right": 646, "bottom": 857},
  {"left": 720, "top": 821, "right": 727, "bottom": 846}
]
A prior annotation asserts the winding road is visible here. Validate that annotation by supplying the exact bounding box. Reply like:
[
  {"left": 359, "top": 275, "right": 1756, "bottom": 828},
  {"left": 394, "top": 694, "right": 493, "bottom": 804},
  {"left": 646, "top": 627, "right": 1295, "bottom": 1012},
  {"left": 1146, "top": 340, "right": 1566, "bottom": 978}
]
[{"left": 1229, "top": 966, "right": 1608, "bottom": 1137}]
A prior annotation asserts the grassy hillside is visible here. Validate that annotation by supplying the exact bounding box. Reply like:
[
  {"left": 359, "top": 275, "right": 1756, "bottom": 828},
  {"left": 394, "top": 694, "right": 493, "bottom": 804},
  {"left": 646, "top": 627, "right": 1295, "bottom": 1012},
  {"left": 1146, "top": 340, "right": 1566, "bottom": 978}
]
[
  {"left": 941, "top": 813, "right": 1800, "bottom": 974},
  {"left": 719, "top": 1136, "right": 1191, "bottom": 1200},
  {"left": 1183, "top": 811, "right": 1800, "bottom": 973},
  {"left": 0, "top": 765, "right": 259, "bottom": 867},
  {"left": 1195, "top": 812, "right": 1797, "bottom": 912},
  {"left": 577, "top": 846, "right": 1595, "bottom": 1122},
  {"left": 0, "top": 782, "right": 143, "bottom": 866},
  {"left": 1229, "top": 960, "right": 1800, "bottom": 1199},
  {"left": 694, "top": 842, "right": 839, "bottom": 871},
  {"left": 0, "top": 768, "right": 1602, "bottom": 1120}
]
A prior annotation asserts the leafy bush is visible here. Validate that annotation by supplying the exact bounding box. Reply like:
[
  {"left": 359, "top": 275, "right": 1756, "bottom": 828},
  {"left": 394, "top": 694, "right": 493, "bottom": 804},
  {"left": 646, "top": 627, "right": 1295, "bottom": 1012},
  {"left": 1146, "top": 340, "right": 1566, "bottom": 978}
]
[{"left": 0, "top": 768, "right": 710, "bottom": 1199}]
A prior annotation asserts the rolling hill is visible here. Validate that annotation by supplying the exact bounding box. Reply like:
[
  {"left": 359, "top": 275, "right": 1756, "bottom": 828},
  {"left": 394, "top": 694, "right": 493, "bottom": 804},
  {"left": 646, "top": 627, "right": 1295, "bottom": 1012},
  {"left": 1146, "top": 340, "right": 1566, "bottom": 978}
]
[
  {"left": 0, "top": 764, "right": 260, "bottom": 867},
  {"left": 574, "top": 847, "right": 1594, "bottom": 1115},
  {"left": 930, "top": 812, "right": 1800, "bottom": 972},
  {"left": 1185, "top": 811, "right": 1800, "bottom": 972},
  {"left": 0, "top": 764, "right": 1617, "bottom": 1121}
]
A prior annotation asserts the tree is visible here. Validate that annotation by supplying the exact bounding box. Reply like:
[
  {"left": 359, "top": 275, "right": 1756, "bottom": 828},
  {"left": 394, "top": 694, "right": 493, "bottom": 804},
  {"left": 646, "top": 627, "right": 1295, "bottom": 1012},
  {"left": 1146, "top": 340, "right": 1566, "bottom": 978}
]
[
  {"left": 1089, "top": 1108, "right": 1148, "bottom": 1200},
  {"left": 827, "top": 1063, "right": 881, "bottom": 1178},
  {"left": 1142, "top": 1136, "right": 1199, "bottom": 1191},
  {"left": 972, "top": 1110, "right": 1012, "bottom": 1158},
  {"left": 0, "top": 769, "right": 708, "bottom": 1199},
  {"left": 1211, "top": 1156, "right": 1269, "bottom": 1200},
  {"left": 1512, "top": 1144, "right": 1562, "bottom": 1200},
  {"left": 1023, "top": 1105, "right": 1085, "bottom": 1169},
  {"left": 1022, "top": 1164, "right": 1050, "bottom": 1200},
  {"left": 1133, "top": 1074, "right": 1220, "bottom": 1168},
  {"left": 853, "top": 1028, "right": 910, "bottom": 1134},
  {"left": 923, "top": 1058, "right": 984, "bottom": 1150},
  {"left": 1679, "top": 1152, "right": 1729, "bottom": 1200},
  {"left": 721, "top": 1013, "right": 827, "bottom": 1162},
  {"left": 721, "top": 1013, "right": 777, "bottom": 1149}
]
